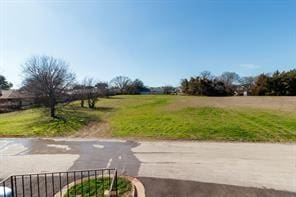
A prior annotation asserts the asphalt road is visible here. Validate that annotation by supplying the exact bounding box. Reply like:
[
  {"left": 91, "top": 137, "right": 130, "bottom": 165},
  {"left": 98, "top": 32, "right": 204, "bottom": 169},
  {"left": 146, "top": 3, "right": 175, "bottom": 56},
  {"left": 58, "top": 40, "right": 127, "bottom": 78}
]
[
  {"left": 140, "top": 177, "right": 296, "bottom": 197},
  {"left": 0, "top": 138, "right": 295, "bottom": 196}
]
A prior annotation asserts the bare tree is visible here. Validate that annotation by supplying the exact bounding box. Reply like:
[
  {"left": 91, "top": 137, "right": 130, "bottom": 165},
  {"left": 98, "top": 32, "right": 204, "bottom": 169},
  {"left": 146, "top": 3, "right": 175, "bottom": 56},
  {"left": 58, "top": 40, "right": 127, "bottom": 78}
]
[
  {"left": 200, "top": 71, "right": 213, "bottom": 80},
  {"left": 220, "top": 72, "right": 240, "bottom": 86},
  {"left": 126, "top": 79, "right": 149, "bottom": 94},
  {"left": 220, "top": 72, "right": 240, "bottom": 95},
  {"left": 22, "top": 55, "right": 75, "bottom": 118},
  {"left": 239, "top": 76, "right": 255, "bottom": 86},
  {"left": 84, "top": 78, "right": 98, "bottom": 108},
  {"left": 72, "top": 83, "right": 87, "bottom": 107},
  {"left": 110, "top": 76, "right": 131, "bottom": 94}
]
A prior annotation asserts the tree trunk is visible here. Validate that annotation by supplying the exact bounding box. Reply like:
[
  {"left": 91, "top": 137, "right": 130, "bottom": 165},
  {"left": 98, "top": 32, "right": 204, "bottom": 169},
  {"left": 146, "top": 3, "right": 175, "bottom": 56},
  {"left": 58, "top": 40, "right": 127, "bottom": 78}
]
[
  {"left": 50, "top": 104, "right": 55, "bottom": 118},
  {"left": 50, "top": 97, "right": 56, "bottom": 118},
  {"left": 80, "top": 99, "right": 84, "bottom": 107},
  {"left": 91, "top": 100, "right": 95, "bottom": 108},
  {"left": 87, "top": 98, "right": 96, "bottom": 108},
  {"left": 88, "top": 98, "right": 91, "bottom": 108}
]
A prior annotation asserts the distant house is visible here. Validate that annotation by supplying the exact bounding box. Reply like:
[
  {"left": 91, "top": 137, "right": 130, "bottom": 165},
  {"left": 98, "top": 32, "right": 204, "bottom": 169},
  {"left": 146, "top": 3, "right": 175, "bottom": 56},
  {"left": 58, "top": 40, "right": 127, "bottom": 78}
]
[
  {"left": 140, "top": 87, "right": 180, "bottom": 95},
  {"left": 234, "top": 85, "right": 250, "bottom": 96},
  {"left": 148, "top": 87, "right": 164, "bottom": 94},
  {"left": 140, "top": 89, "right": 151, "bottom": 95},
  {"left": 0, "top": 89, "right": 34, "bottom": 111}
]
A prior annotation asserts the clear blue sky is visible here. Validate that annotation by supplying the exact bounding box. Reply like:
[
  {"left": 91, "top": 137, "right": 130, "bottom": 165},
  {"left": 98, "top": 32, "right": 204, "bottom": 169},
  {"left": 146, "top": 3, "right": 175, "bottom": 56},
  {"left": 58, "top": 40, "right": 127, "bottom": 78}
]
[{"left": 0, "top": 0, "right": 295, "bottom": 87}]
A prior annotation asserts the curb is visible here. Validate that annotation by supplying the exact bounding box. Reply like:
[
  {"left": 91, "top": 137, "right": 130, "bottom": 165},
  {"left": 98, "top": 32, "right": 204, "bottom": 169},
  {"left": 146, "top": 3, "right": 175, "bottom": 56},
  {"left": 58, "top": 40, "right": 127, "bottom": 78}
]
[{"left": 123, "top": 176, "right": 145, "bottom": 197}]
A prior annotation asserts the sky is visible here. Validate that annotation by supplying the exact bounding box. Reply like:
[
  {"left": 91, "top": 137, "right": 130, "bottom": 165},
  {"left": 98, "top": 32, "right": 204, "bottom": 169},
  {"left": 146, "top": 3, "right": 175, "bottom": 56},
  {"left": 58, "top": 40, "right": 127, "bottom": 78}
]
[{"left": 0, "top": 0, "right": 295, "bottom": 88}]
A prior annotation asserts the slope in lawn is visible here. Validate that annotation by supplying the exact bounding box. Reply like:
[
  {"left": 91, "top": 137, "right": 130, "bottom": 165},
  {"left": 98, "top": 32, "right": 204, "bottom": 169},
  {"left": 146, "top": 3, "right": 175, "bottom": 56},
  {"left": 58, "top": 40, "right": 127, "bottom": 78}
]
[
  {"left": 108, "top": 95, "right": 296, "bottom": 142},
  {"left": 0, "top": 104, "right": 100, "bottom": 137}
]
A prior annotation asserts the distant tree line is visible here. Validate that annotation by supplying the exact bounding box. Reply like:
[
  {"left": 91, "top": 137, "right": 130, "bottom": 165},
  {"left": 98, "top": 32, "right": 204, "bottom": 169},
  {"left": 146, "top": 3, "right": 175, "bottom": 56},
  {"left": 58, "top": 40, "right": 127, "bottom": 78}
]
[
  {"left": 72, "top": 76, "right": 150, "bottom": 110},
  {"left": 110, "top": 76, "right": 150, "bottom": 94},
  {"left": 251, "top": 70, "right": 296, "bottom": 96},
  {"left": 19, "top": 55, "right": 151, "bottom": 118},
  {"left": 181, "top": 71, "right": 240, "bottom": 96},
  {"left": 1, "top": 54, "right": 295, "bottom": 118},
  {"left": 181, "top": 69, "right": 296, "bottom": 96}
]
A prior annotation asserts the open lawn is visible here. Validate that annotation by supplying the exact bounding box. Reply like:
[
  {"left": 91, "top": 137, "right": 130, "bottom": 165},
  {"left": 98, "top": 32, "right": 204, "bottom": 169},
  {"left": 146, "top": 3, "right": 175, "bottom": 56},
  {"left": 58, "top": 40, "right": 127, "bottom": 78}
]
[
  {"left": 0, "top": 95, "right": 296, "bottom": 142},
  {"left": 0, "top": 105, "right": 101, "bottom": 136}
]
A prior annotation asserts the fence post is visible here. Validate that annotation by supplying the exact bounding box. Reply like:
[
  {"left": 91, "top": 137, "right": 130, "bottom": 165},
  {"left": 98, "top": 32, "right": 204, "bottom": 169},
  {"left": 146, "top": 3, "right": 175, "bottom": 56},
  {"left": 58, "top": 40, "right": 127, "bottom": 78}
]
[
  {"left": 10, "top": 177, "right": 14, "bottom": 197},
  {"left": 115, "top": 171, "right": 118, "bottom": 197}
]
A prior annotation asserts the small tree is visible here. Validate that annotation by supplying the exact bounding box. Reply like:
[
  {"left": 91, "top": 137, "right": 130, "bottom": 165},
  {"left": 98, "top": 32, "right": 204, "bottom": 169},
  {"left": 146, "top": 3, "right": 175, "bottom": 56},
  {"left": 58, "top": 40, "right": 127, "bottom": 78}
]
[
  {"left": 0, "top": 75, "right": 13, "bottom": 90},
  {"left": 180, "top": 79, "right": 189, "bottom": 94},
  {"left": 72, "top": 84, "right": 87, "bottom": 107},
  {"left": 251, "top": 74, "right": 270, "bottom": 95},
  {"left": 285, "top": 69, "right": 296, "bottom": 95},
  {"left": 127, "top": 79, "right": 148, "bottom": 94},
  {"left": 84, "top": 78, "right": 98, "bottom": 109},
  {"left": 22, "top": 55, "right": 75, "bottom": 118}
]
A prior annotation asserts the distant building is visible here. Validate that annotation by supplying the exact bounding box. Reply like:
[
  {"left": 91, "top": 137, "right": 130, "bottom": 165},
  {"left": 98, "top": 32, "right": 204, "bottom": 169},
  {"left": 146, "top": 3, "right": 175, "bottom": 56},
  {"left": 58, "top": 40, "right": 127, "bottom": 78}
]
[
  {"left": 139, "top": 89, "right": 151, "bottom": 95},
  {"left": 0, "top": 89, "right": 34, "bottom": 111},
  {"left": 148, "top": 87, "right": 164, "bottom": 94},
  {"left": 142, "top": 87, "right": 180, "bottom": 95},
  {"left": 234, "top": 85, "right": 250, "bottom": 96}
]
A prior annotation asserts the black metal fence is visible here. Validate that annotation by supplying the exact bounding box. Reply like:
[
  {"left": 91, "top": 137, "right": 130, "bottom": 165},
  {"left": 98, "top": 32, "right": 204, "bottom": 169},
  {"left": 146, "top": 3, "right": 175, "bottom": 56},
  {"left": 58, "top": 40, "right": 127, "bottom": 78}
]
[{"left": 0, "top": 168, "right": 118, "bottom": 197}]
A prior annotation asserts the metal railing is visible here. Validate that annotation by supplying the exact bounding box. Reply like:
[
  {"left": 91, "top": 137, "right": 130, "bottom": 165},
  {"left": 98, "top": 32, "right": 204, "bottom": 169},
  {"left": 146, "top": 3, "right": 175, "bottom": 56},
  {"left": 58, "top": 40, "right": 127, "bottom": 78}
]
[{"left": 0, "top": 168, "right": 118, "bottom": 197}]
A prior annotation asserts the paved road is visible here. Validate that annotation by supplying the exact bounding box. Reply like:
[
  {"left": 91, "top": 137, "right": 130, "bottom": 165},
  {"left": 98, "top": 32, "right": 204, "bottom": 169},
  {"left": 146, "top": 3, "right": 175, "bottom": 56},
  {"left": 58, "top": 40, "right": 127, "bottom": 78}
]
[
  {"left": 0, "top": 138, "right": 295, "bottom": 195},
  {"left": 140, "top": 177, "right": 296, "bottom": 197}
]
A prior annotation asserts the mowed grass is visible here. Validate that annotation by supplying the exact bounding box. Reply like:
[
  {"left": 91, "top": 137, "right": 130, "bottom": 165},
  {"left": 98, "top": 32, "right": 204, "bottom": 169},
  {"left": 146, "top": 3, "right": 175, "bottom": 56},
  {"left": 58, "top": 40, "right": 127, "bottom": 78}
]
[
  {"left": 0, "top": 104, "right": 101, "bottom": 137},
  {"left": 0, "top": 95, "right": 296, "bottom": 142},
  {"left": 107, "top": 95, "right": 296, "bottom": 142}
]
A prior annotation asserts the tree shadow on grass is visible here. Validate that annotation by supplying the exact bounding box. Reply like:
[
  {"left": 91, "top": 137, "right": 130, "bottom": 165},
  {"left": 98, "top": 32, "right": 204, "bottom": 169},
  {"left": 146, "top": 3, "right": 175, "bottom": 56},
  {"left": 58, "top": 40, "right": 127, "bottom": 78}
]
[
  {"left": 94, "top": 106, "right": 114, "bottom": 112},
  {"left": 107, "top": 96, "right": 125, "bottom": 100},
  {"left": 28, "top": 106, "right": 102, "bottom": 136}
]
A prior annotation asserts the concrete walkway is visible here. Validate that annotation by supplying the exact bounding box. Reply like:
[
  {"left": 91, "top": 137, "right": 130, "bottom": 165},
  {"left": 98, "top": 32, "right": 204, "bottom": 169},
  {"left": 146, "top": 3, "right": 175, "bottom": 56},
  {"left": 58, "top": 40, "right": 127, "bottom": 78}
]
[{"left": 0, "top": 138, "right": 295, "bottom": 194}]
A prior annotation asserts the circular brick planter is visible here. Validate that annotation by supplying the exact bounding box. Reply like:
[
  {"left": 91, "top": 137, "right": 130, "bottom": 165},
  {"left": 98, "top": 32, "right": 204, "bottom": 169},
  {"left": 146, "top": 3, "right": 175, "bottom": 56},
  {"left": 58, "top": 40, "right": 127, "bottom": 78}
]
[{"left": 54, "top": 176, "right": 144, "bottom": 197}]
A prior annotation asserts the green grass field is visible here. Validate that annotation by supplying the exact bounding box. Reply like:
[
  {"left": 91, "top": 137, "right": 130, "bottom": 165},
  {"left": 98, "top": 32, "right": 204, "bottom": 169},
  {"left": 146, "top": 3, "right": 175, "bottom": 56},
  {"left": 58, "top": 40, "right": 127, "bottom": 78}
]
[
  {"left": 0, "top": 105, "right": 101, "bottom": 136},
  {"left": 0, "top": 95, "right": 296, "bottom": 142}
]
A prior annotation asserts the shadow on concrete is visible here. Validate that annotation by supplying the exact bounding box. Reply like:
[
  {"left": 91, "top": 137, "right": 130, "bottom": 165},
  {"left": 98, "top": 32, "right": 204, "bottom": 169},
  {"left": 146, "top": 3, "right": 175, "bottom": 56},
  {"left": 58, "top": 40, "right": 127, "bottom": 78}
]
[
  {"left": 15, "top": 138, "right": 141, "bottom": 176},
  {"left": 140, "top": 177, "right": 296, "bottom": 197}
]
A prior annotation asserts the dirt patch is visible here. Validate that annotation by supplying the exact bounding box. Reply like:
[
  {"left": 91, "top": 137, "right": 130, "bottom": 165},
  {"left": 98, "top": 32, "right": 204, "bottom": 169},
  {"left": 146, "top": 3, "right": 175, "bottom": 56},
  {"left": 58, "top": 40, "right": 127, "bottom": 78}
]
[
  {"left": 71, "top": 106, "right": 116, "bottom": 138},
  {"left": 167, "top": 96, "right": 296, "bottom": 112},
  {"left": 71, "top": 121, "right": 112, "bottom": 138}
]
